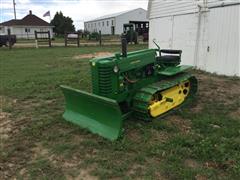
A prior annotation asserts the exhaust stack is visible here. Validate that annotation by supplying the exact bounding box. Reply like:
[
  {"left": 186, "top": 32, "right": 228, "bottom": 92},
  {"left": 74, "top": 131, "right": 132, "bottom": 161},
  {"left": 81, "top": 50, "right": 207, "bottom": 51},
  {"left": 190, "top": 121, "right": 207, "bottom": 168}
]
[{"left": 121, "top": 35, "right": 127, "bottom": 57}]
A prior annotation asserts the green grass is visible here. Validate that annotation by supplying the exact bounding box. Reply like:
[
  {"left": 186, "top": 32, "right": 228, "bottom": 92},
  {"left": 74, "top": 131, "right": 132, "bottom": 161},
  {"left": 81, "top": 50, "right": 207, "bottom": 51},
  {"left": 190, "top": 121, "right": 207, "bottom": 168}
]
[{"left": 0, "top": 45, "right": 240, "bottom": 179}]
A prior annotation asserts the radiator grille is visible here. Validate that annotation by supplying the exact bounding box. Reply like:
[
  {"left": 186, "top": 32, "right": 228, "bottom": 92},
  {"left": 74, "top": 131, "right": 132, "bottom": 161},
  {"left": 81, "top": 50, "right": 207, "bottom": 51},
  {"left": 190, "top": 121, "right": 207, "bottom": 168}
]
[{"left": 98, "top": 66, "right": 112, "bottom": 95}]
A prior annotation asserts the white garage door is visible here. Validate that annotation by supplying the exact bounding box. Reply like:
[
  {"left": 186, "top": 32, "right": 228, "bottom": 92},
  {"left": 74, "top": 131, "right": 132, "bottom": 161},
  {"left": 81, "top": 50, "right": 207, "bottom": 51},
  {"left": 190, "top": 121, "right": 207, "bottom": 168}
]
[
  {"left": 171, "top": 13, "right": 199, "bottom": 66},
  {"left": 149, "top": 14, "right": 199, "bottom": 66},
  {"left": 149, "top": 16, "right": 173, "bottom": 49},
  {"left": 205, "top": 6, "right": 240, "bottom": 76},
  {"left": 149, "top": 5, "right": 239, "bottom": 76}
]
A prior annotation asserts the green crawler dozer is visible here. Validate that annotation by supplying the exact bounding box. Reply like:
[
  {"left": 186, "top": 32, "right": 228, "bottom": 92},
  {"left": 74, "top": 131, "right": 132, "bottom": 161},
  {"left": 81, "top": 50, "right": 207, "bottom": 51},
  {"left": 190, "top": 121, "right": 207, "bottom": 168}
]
[{"left": 61, "top": 37, "right": 198, "bottom": 140}]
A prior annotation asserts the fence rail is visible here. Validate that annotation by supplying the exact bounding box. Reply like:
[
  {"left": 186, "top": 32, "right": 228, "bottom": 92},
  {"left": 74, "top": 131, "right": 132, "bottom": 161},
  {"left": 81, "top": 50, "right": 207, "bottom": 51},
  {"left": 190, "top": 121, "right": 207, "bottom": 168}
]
[
  {"left": 34, "top": 31, "right": 51, "bottom": 48},
  {"left": 1, "top": 32, "right": 148, "bottom": 49},
  {"left": 65, "top": 32, "right": 80, "bottom": 47}
]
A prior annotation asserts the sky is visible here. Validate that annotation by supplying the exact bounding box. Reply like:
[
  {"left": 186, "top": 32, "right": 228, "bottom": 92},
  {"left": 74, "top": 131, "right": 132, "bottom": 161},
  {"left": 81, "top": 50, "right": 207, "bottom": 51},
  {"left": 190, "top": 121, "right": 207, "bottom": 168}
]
[{"left": 0, "top": 0, "right": 148, "bottom": 29}]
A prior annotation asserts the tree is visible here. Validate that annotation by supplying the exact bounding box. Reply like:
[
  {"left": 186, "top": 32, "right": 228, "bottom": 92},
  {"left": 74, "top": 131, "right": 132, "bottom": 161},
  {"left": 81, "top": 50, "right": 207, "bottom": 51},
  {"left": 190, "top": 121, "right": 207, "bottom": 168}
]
[{"left": 51, "top": 11, "right": 75, "bottom": 36}]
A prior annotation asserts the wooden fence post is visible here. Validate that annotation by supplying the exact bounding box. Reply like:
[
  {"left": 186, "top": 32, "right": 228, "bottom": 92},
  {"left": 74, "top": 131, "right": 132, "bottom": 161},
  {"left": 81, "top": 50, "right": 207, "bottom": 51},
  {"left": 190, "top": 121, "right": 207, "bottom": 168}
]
[
  {"left": 99, "top": 30, "right": 102, "bottom": 46},
  {"left": 7, "top": 29, "right": 12, "bottom": 50},
  {"left": 64, "top": 32, "right": 67, "bottom": 47},
  {"left": 34, "top": 31, "right": 38, "bottom": 48},
  {"left": 77, "top": 33, "right": 80, "bottom": 47},
  {"left": 48, "top": 31, "right": 51, "bottom": 47}
]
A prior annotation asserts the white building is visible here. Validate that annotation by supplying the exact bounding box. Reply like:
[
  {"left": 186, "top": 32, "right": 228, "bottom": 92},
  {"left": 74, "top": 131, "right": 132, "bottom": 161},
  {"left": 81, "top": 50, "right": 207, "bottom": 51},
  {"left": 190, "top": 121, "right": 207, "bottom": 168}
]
[
  {"left": 0, "top": 11, "right": 53, "bottom": 39},
  {"left": 148, "top": 0, "right": 240, "bottom": 76},
  {"left": 84, "top": 8, "right": 148, "bottom": 35}
]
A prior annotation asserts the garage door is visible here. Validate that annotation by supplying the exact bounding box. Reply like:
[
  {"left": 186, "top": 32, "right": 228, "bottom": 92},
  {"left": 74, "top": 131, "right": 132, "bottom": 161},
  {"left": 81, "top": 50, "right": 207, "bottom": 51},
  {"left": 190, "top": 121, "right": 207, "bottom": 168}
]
[
  {"left": 149, "top": 17, "right": 173, "bottom": 49},
  {"left": 149, "top": 14, "right": 199, "bottom": 66},
  {"left": 205, "top": 6, "right": 239, "bottom": 76},
  {"left": 172, "top": 13, "right": 199, "bottom": 66}
]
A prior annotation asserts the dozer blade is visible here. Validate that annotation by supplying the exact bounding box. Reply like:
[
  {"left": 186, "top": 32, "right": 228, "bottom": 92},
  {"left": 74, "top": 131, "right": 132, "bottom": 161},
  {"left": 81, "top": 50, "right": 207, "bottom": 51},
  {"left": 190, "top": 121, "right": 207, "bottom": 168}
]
[{"left": 60, "top": 85, "right": 123, "bottom": 140}]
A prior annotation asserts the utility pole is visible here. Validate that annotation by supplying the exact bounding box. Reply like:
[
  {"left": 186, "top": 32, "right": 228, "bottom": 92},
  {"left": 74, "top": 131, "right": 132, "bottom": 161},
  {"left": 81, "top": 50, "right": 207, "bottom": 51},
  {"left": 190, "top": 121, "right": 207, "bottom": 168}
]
[{"left": 13, "top": 0, "right": 16, "bottom": 19}]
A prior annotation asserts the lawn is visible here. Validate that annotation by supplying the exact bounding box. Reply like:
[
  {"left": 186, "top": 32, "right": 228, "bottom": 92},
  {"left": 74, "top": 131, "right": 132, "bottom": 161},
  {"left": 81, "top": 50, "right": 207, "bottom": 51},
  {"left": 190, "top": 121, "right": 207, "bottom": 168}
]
[{"left": 0, "top": 45, "right": 239, "bottom": 179}]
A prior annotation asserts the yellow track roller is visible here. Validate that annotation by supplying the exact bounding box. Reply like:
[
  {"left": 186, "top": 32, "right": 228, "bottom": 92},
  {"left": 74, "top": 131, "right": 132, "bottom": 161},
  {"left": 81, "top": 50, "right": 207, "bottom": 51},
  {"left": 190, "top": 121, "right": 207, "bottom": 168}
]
[{"left": 148, "top": 80, "right": 190, "bottom": 117}]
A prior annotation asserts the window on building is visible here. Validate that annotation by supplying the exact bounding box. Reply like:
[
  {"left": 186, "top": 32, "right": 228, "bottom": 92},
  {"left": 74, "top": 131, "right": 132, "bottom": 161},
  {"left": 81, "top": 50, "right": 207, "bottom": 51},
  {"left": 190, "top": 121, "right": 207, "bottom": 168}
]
[
  {"left": 102, "top": 21, "right": 104, "bottom": 26},
  {"left": 0, "top": 27, "right": 4, "bottom": 33},
  {"left": 112, "top": 20, "right": 114, "bottom": 26},
  {"left": 107, "top": 21, "right": 109, "bottom": 26},
  {"left": 25, "top": 28, "right": 30, "bottom": 33},
  {"left": 95, "top": 23, "right": 96, "bottom": 27},
  {"left": 88, "top": 24, "right": 90, "bottom": 28},
  {"left": 146, "top": 23, "right": 149, "bottom": 28},
  {"left": 98, "top": 22, "right": 100, "bottom": 26}
]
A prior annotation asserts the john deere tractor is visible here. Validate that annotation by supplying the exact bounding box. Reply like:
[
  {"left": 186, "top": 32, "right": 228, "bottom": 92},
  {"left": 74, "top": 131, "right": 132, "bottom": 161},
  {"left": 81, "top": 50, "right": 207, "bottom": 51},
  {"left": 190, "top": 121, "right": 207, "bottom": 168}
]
[{"left": 61, "top": 37, "right": 197, "bottom": 140}]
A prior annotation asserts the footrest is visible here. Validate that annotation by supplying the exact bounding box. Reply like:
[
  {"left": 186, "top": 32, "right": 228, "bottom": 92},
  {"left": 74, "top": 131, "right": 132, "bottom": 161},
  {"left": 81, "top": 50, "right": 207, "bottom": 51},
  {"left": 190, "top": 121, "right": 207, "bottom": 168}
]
[{"left": 158, "top": 65, "right": 192, "bottom": 76}]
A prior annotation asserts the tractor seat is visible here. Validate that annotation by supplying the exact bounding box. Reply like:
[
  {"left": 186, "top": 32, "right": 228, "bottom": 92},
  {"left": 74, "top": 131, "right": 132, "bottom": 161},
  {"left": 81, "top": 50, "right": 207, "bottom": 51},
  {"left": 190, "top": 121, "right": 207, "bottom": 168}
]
[
  {"left": 157, "top": 49, "right": 182, "bottom": 66},
  {"left": 157, "top": 55, "right": 180, "bottom": 63}
]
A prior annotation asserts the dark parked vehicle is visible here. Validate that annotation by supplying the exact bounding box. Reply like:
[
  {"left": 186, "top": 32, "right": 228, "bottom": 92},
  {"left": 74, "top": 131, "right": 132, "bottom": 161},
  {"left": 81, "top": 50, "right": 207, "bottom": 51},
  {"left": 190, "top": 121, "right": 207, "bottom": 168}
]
[
  {"left": 0, "top": 35, "right": 16, "bottom": 47},
  {"left": 143, "top": 32, "right": 149, "bottom": 42},
  {"left": 123, "top": 23, "right": 138, "bottom": 44}
]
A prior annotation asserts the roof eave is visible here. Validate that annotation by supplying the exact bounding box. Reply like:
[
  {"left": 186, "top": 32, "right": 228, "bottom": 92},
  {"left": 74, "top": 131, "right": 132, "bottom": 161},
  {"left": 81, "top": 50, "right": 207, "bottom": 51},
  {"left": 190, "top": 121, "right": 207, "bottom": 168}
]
[
  {"left": 85, "top": 16, "right": 115, "bottom": 23},
  {"left": 85, "top": 8, "right": 146, "bottom": 23},
  {"left": 0, "top": 25, "right": 53, "bottom": 27}
]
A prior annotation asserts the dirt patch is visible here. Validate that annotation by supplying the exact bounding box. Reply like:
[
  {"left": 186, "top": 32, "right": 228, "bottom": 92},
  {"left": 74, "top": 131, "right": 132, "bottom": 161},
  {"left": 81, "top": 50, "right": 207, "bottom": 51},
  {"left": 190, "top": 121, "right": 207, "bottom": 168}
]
[
  {"left": 167, "top": 115, "right": 192, "bottom": 134},
  {"left": 94, "top": 52, "right": 114, "bottom": 58},
  {"left": 127, "top": 128, "right": 142, "bottom": 143},
  {"left": 31, "top": 143, "right": 50, "bottom": 160},
  {"left": 73, "top": 52, "right": 113, "bottom": 60},
  {"left": 0, "top": 97, "right": 35, "bottom": 143},
  {"left": 194, "top": 71, "right": 240, "bottom": 106},
  {"left": 0, "top": 96, "right": 15, "bottom": 141},
  {"left": 0, "top": 112, "right": 12, "bottom": 141},
  {"left": 186, "top": 71, "right": 240, "bottom": 121},
  {"left": 127, "top": 164, "right": 145, "bottom": 176},
  {"left": 30, "top": 142, "right": 97, "bottom": 180},
  {"left": 204, "top": 160, "right": 236, "bottom": 171},
  {"left": 127, "top": 161, "right": 166, "bottom": 179},
  {"left": 150, "top": 129, "right": 169, "bottom": 143},
  {"left": 195, "top": 174, "right": 208, "bottom": 180},
  {"left": 184, "top": 159, "right": 200, "bottom": 169},
  {"left": 0, "top": 97, "right": 45, "bottom": 179},
  {"left": 60, "top": 156, "right": 97, "bottom": 180},
  {"left": 191, "top": 101, "right": 203, "bottom": 113},
  {"left": 20, "top": 99, "right": 43, "bottom": 109},
  {"left": 204, "top": 161, "right": 220, "bottom": 169},
  {"left": 71, "top": 134, "right": 86, "bottom": 144},
  {"left": 155, "top": 172, "right": 167, "bottom": 180},
  {"left": 229, "top": 107, "right": 240, "bottom": 120},
  {"left": 19, "top": 168, "right": 27, "bottom": 176},
  {"left": 68, "top": 167, "right": 98, "bottom": 180}
]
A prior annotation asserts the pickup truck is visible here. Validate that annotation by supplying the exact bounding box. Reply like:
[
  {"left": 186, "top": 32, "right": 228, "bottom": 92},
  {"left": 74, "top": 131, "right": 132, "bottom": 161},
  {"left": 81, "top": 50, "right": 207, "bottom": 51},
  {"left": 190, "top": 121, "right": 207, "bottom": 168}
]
[{"left": 0, "top": 35, "right": 17, "bottom": 47}]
